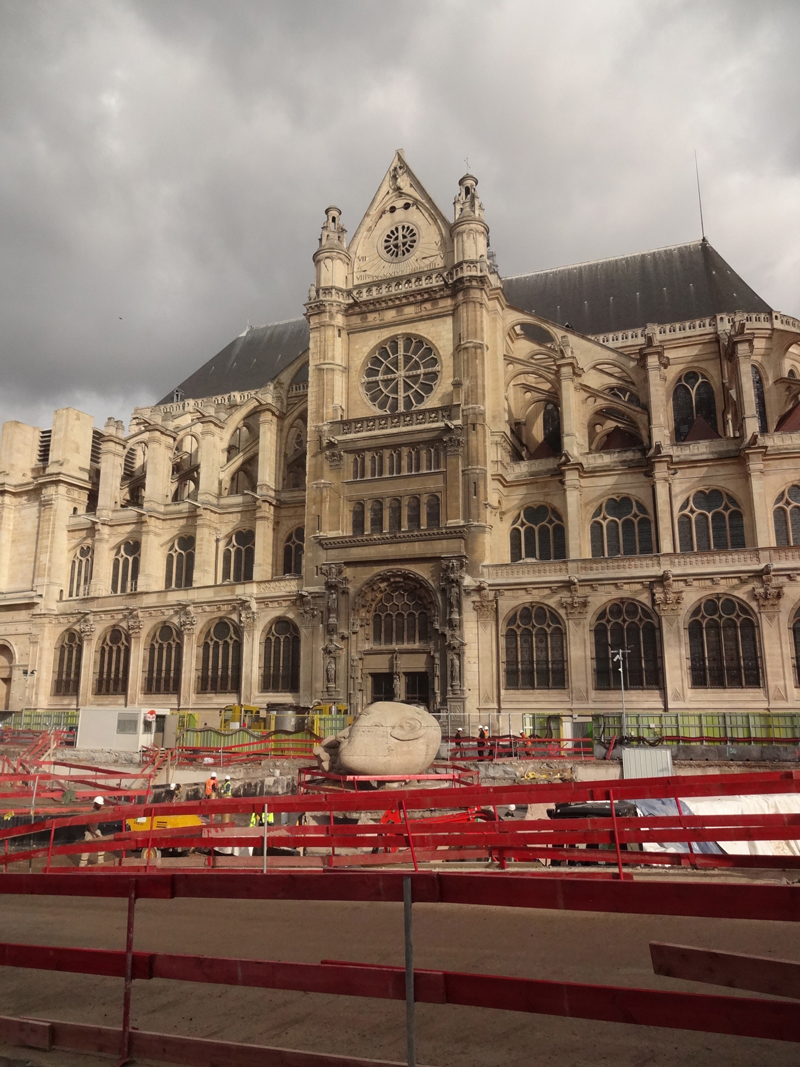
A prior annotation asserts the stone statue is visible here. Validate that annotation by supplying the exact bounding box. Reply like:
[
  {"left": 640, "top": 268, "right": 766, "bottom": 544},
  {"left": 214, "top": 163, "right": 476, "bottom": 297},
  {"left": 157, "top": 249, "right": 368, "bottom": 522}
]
[{"left": 313, "top": 701, "right": 441, "bottom": 776}]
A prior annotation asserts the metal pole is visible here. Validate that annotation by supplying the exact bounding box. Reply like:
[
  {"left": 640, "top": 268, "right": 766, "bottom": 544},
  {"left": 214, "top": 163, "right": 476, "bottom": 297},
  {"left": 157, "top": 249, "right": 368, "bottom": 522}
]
[
  {"left": 262, "top": 804, "right": 268, "bottom": 874},
  {"left": 403, "top": 875, "right": 416, "bottom": 1067},
  {"left": 119, "top": 879, "right": 137, "bottom": 1065},
  {"left": 29, "top": 775, "right": 38, "bottom": 873}
]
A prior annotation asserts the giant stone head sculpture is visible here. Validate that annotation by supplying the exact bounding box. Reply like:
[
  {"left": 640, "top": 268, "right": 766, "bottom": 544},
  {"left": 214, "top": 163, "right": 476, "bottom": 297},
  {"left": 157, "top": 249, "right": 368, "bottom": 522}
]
[{"left": 313, "top": 701, "right": 442, "bottom": 776}]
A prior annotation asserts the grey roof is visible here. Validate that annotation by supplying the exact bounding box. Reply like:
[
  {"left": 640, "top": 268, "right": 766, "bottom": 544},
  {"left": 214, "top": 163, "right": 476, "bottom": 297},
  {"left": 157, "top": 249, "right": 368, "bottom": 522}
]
[
  {"left": 501, "top": 240, "right": 772, "bottom": 336},
  {"left": 157, "top": 318, "right": 309, "bottom": 404}
]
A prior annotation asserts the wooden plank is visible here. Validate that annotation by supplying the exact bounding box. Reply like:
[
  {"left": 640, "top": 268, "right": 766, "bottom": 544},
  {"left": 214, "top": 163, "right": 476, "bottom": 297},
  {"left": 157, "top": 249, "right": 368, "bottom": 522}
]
[{"left": 651, "top": 942, "right": 800, "bottom": 1000}]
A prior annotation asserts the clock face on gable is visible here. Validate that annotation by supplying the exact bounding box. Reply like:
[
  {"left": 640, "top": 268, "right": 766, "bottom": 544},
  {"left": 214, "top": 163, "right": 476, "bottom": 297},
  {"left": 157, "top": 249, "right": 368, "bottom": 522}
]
[{"left": 354, "top": 199, "right": 445, "bottom": 284}]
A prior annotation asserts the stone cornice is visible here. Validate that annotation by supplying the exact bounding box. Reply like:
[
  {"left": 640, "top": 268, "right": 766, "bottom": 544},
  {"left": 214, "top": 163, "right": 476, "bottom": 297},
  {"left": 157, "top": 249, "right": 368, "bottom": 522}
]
[{"left": 318, "top": 526, "right": 468, "bottom": 550}]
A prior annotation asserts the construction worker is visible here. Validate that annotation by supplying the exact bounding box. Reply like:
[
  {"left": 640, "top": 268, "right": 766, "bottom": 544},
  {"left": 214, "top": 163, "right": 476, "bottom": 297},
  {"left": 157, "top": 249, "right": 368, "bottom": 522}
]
[
  {"left": 204, "top": 772, "right": 218, "bottom": 799},
  {"left": 167, "top": 782, "right": 182, "bottom": 802},
  {"left": 249, "top": 809, "right": 275, "bottom": 827},
  {"left": 477, "top": 725, "right": 487, "bottom": 761},
  {"left": 79, "top": 796, "right": 106, "bottom": 867},
  {"left": 219, "top": 775, "right": 233, "bottom": 824},
  {"left": 503, "top": 803, "right": 517, "bottom": 819}
]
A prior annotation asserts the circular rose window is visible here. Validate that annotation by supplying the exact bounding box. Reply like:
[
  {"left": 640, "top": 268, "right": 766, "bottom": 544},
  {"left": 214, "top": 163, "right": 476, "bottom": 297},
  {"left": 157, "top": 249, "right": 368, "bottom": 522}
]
[
  {"left": 363, "top": 336, "right": 440, "bottom": 413},
  {"left": 382, "top": 223, "right": 418, "bottom": 261}
]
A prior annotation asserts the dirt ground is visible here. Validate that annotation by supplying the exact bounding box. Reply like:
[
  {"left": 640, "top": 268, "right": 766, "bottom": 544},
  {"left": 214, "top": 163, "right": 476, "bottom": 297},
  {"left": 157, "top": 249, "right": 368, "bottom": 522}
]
[{"left": 0, "top": 884, "right": 798, "bottom": 1067}]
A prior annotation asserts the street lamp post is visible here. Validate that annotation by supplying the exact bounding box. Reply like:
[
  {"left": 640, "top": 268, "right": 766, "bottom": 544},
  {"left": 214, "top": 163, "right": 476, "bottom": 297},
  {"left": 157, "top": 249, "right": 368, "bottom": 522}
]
[{"left": 610, "top": 648, "right": 631, "bottom": 742}]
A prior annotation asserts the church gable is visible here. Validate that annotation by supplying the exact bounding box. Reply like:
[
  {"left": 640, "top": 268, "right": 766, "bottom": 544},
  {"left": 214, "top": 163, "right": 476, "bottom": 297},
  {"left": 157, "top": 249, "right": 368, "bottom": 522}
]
[{"left": 347, "top": 151, "right": 452, "bottom": 287}]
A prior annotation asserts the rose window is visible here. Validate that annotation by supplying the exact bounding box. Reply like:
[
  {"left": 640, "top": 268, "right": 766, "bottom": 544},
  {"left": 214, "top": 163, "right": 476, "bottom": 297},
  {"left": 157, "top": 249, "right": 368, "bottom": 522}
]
[
  {"left": 382, "top": 223, "right": 418, "bottom": 260},
  {"left": 363, "top": 336, "right": 440, "bottom": 413}
]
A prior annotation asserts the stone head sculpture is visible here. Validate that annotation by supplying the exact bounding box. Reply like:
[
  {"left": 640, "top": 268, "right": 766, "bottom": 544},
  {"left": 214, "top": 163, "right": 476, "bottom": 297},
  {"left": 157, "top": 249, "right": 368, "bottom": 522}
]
[{"left": 314, "top": 701, "right": 442, "bottom": 776}]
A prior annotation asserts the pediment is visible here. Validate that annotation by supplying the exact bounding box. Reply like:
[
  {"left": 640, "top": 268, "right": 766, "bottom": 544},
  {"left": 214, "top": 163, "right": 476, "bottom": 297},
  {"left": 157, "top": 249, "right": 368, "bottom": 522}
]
[{"left": 347, "top": 151, "right": 453, "bottom": 287}]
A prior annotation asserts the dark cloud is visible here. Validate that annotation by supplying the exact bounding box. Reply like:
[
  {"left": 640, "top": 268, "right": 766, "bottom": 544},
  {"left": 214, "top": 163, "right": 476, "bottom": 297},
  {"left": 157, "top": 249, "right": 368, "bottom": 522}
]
[{"left": 1, "top": 0, "right": 797, "bottom": 429}]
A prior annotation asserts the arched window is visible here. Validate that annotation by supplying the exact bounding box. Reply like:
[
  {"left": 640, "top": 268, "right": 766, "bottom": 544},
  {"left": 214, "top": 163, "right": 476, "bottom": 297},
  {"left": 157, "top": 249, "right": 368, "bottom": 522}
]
[
  {"left": 285, "top": 458, "right": 305, "bottom": 489},
  {"left": 677, "top": 490, "right": 745, "bottom": 552},
  {"left": 68, "top": 544, "right": 93, "bottom": 598},
  {"left": 774, "top": 486, "right": 800, "bottom": 546},
  {"left": 226, "top": 420, "right": 256, "bottom": 462},
  {"left": 352, "top": 502, "right": 365, "bottom": 536},
  {"left": 542, "top": 401, "right": 562, "bottom": 452},
  {"left": 165, "top": 535, "right": 195, "bottom": 589},
  {"left": 387, "top": 449, "right": 402, "bottom": 475},
  {"left": 221, "top": 529, "right": 255, "bottom": 582},
  {"left": 672, "top": 371, "right": 718, "bottom": 442},
  {"left": 426, "top": 495, "right": 441, "bottom": 528},
  {"left": 590, "top": 497, "right": 653, "bottom": 557},
  {"left": 53, "top": 630, "right": 81, "bottom": 696},
  {"left": 593, "top": 601, "right": 662, "bottom": 690},
  {"left": 752, "top": 365, "right": 768, "bottom": 433},
  {"left": 172, "top": 474, "right": 198, "bottom": 502},
  {"left": 111, "top": 540, "right": 140, "bottom": 595},
  {"left": 94, "top": 627, "right": 130, "bottom": 696},
  {"left": 199, "top": 619, "right": 241, "bottom": 693},
  {"left": 406, "top": 448, "right": 420, "bottom": 473},
  {"left": 262, "top": 619, "right": 300, "bottom": 691},
  {"left": 352, "top": 453, "right": 365, "bottom": 480},
  {"left": 372, "top": 587, "right": 429, "bottom": 646},
  {"left": 283, "top": 527, "right": 304, "bottom": 575},
  {"left": 504, "top": 606, "right": 566, "bottom": 689},
  {"left": 370, "top": 500, "right": 383, "bottom": 534},
  {"left": 510, "top": 505, "right": 566, "bottom": 562},
  {"left": 407, "top": 496, "right": 421, "bottom": 530},
  {"left": 228, "top": 460, "right": 256, "bottom": 496},
  {"left": 792, "top": 607, "right": 800, "bottom": 686},
  {"left": 388, "top": 498, "right": 402, "bottom": 532},
  {"left": 172, "top": 434, "right": 199, "bottom": 501},
  {"left": 144, "top": 624, "right": 181, "bottom": 694},
  {"left": 370, "top": 451, "right": 383, "bottom": 478},
  {"left": 688, "top": 596, "right": 761, "bottom": 688}
]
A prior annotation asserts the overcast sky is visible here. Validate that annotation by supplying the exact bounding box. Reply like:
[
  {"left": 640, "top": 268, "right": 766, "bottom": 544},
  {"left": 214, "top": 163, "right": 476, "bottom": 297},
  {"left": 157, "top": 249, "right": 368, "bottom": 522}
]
[{"left": 1, "top": 0, "right": 798, "bottom": 430}]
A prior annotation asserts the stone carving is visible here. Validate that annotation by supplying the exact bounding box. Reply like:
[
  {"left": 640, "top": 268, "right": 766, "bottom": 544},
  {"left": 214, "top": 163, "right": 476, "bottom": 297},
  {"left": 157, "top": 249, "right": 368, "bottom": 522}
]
[
  {"left": 560, "top": 575, "right": 589, "bottom": 618},
  {"left": 78, "top": 614, "right": 95, "bottom": 638},
  {"left": 125, "top": 610, "right": 143, "bottom": 635},
  {"left": 323, "top": 638, "right": 342, "bottom": 695},
  {"left": 238, "top": 596, "right": 259, "bottom": 629},
  {"left": 440, "top": 558, "right": 465, "bottom": 632},
  {"left": 313, "top": 701, "right": 441, "bottom": 776},
  {"left": 472, "top": 582, "right": 496, "bottom": 621},
  {"left": 324, "top": 448, "right": 344, "bottom": 469},
  {"left": 652, "top": 569, "right": 684, "bottom": 615},
  {"left": 753, "top": 563, "right": 784, "bottom": 611},
  {"left": 444, "top": 426, "right": 464, "bottom": 455},
  {"left": 177, "top": 605, "right": 197, "bottom": 633},
  {"left": 297, "top": 590, "right": 318, "bottom": 628},
  {"left": 321, "top": 563, "right": 347, "bottom": 640},
  {"left": 446, "top": 634, "right": 466, "bottom": 695}
]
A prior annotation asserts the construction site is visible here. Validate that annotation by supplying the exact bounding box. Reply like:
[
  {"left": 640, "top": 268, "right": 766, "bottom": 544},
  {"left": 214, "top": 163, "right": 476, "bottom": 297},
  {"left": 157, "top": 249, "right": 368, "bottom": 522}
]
[{"left": 0, "top": 707, "right": 799, "bottom": 1067}]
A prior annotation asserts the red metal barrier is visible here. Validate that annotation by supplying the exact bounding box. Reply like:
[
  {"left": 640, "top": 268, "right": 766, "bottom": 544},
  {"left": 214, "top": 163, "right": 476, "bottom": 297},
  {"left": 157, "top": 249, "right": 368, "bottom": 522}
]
[{"left": 447, "top": 736, "right": 593, "bottom": 760}]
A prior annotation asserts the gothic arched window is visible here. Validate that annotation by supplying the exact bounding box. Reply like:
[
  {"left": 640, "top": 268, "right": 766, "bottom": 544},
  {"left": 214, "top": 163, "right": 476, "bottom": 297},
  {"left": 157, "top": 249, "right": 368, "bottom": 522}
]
[
  {"left": 172, "top": 434, "right": 199, "bottom": 501},
  {"left": 144, "top": 624, "right": 182, "bottom": 694},
  {"left": 68, "top": 544, "right": 93, "bottom": 599},
  {"left": 352, "top": 453, "right": 365, "bottom": 480},
  {"left": 406, "top": 447, "right": 420, "bottom": 473},
  {"left": 226, "top": 420, "right": 256, "bottom": 462},
  {"left": 590, "top": 497, "right": 653, "bottom": 557},
  {"left": 677, "top": 490, "right": 745, "bottom": 552},
  {"left": 172, "top": 475, "right": 198, "bottom": 502},
  {"left": 504, "top": 606, "right": 566, "bottom": 690},
  {"left": 774, "top": 486, "right": 800, "bottom": 546},
  {"left": 352, "top": 502, "right": 365, "bottom": 536},
  {"left": 111, "top": 540, "right": 140, "bottom": 595},
  {"left": 53, "top": 630, "right": 82, "bottom": 696},
  {"left": 593, "top": 601, "right": 662, "bottom": 690},
  {"left": 792, "top": 607, "right": 800, "bottom": 687},
  {"left": 370, "top": 451, "right": 383, "bottom": 478},
  {"left": 165, "top": 535, "right": 195, "bottom": 589},
  {"left": 752, "top": 365, "right": 768, "bottom": 433},
  {"left": 542, "top": 401, "right": 562, "bottom": 452},
  {"left": 372, "top": 587, "right": 429, "bottom": 646},
  {"left": 283, "top": 527, "right": 304, "bottom": 575},
  {"left": 228, "top": 460, "right": 256, "bottom": 496},
  {"left": 510, "top": 505, "right": 566, "bottom": 562},
  {"left": 407, "top": 496, "right": 421, "bottom": 530},
  {"left": 388, "top": 498, "right": 402, "bottom": 532},
  {"left": 387, "top": 449, "right": 402, "bottom": 475},
  {"left": 95, "top": 627, "right": 130, "bottom": 696},
  {"left": 285, "top": 458, "right": 305, "bottom": 489},
  {"left": 199, "top": 619, "right": 241, "bottom": 693},
  {"left": 262, "top": 618, "right": 300, "bottom": 692},
  {"left": 222, "top": 529, "right": 255, "bottom": 583},
  {"left": 426, "top": 495, "right": 441, "bottom": 528},
  {"left": 370, "top": 500, "right": 384, "bottom": 534},
  {"left": 688, "top": 596, "right": 761, "bottom": 688},
  {"left": 672, "top": 371, "right": 718, "bottom": 442}
]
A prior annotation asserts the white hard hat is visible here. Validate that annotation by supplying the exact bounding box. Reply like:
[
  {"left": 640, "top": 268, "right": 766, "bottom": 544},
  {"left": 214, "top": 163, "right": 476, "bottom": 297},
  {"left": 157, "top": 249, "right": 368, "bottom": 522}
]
[
  {"left": 169, "top": 782, "right": 177, "bottom": 789},
  {"left": 225, "top": 775, "right": 231, "bottom": 780},
  {"left": 507, "top": 804, "right": 516, "bottom": 811},
  {"left": 211, "top": 772, "right": 217, "bottom": 778},
  {"left": 93, "top": 796, "right": 105, "bottom": 806}
]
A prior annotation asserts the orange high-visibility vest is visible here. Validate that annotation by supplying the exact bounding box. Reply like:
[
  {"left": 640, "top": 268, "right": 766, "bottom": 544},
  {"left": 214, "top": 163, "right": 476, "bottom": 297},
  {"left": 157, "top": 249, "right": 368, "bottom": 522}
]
[{"left": 205, "top": 778, "right": 217, "bottom": 798}]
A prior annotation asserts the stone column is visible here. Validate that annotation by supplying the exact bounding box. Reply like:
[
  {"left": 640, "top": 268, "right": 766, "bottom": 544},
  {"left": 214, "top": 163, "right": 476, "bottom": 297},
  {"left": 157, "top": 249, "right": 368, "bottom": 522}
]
[
  {"left": 556, "top": 357, "right": 580, "bottom": 456},
  {"left": 256, "top": 404, "right": 279, "bottom": 496},
  {"left": 730, "top": 330, "right": 760, "bottom": 440},
  {"left": 238, "top": 603, "right": 259, "bottom": 705},
  {"left": 253, "top": 500, "right": 275, "bottom": 581},
  {"left": 32, "top": 485, "right": 73, "bottom": 607},
  {"left": 560, "top": 461, "right": 583, "bottom": 559},
  {"left": 96, "top": 419, "right": 126, "bottom": 519},
  {"left": 125, "top": 613, "right": 144, "bottom": 707},
  {"left": 143, "top": 425, "right": 175, "bottom": 509},
  {"left": 89, "top": 522, "right": 111, "bottom": 597},
  {"left": 560, "top": 581, "right": 590, "bottom": 715},
  {"left": 471, "top": 588, "right": 498, "bottom": 725},
  {"left": 650, "top": 455, "right": 674, "bottom": 554},
  {"left": 197, "top": 417, "right": 223, "bottom": 505},
  {"left": 78, "top": 617, "right": 96, "bottom": 706},
  {"left": 744, "top": 444, "right": 772, "bottom": 548},
  {"left": 192, "top": 512, "right": 218, "bottom": 587},
  {"left": 753, "top": 569, "right": 789, "bottom": 706},
  {"left": 177, "top": 607, "right": 198, "bottom": 711},
  {"left": 297, "top": 597, "right": 320, "bottom": 708},
  {"left": 444, "top": 427, "right": 464, "bottom": 524},
  {"left": 652, "top": 573, "right": 687, "bottom": 711},
  {"left": 137, "top": 516, "right": 160, "bottom": 593},
  {"left": 640, "top": 337, "right": 669, "bottom": 446}
]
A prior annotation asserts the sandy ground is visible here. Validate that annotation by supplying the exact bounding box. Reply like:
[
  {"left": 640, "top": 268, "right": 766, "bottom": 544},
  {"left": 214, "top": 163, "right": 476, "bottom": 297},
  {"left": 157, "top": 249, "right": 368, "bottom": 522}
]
[{"left": 0, "top": 885, "right": 798, "bottom": 1067}]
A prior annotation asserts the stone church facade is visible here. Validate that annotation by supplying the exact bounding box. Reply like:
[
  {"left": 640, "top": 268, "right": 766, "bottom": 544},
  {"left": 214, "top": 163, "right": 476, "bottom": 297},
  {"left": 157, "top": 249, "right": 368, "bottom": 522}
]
[{"left": 2, "top": 151, "right": 800, "bottom": 737}]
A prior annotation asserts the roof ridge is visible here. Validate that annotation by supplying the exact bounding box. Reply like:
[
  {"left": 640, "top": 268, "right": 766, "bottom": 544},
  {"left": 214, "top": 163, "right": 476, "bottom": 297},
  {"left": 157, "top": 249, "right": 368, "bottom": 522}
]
[{"left": 502, "top": 240, "right": 707, "bottom": 281}]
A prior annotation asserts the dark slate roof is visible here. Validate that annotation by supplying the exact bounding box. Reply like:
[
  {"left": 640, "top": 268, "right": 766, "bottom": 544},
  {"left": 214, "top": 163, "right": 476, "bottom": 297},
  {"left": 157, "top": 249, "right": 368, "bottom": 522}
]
[
  {"left": 157, "top": 318, "right": 309, "bottom": 404},
  {"left": 502, "top": 240, "right": 772, "bottom": 336}
]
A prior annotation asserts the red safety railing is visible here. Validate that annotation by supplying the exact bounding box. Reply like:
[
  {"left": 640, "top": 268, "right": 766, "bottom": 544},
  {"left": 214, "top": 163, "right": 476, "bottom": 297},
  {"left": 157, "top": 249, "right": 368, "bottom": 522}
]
[
  {"left": 446, "top": 736, "right": 593, "bottom": 760},
  {"left": 297, "top": 766, "right": 479, "bottom": 793},
  {"left": 170, "top": 736, "right": 318, "bottom": 765},
  {"left": 0, "top": 870, "right": 798, "bottom": 1067}
]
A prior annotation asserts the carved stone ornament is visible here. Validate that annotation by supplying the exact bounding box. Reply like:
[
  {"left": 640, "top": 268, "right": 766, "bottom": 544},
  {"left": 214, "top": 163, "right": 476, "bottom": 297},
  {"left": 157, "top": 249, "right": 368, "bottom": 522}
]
[
  {"left": 560, "top": 575, "right": 589, "bottom": 618},
  {"left": 753, "top": 563, "right": 784, "bottom": 611},
  {"left": 177, "top": 606, "right": 197, "bottom": 633},
  {"left": 443, "top": 426, "right": 464, "bottom": 456},
  {"left": 651, "top": 569, "right": 685, "bottom": 616},
  {"left": 125, "top": 610, "right": 143, "bottom": 635},
  {"left": 321, "top": 563, "right": 348, "bottom": 640},
  {"left": 472, "top": 582, "right": 497, "bottom": 622},
  {"left": 440, "top": 558, "right": 466, "bottom": 631},
  {"left": 324, "top": 448, "right": 344, "bottom": 470},
  {"left": 297, "top": 590, "right": 318, "bottom": 629},
  {"left": 78, "top": 614, "right": 95, "bottom": 638}
]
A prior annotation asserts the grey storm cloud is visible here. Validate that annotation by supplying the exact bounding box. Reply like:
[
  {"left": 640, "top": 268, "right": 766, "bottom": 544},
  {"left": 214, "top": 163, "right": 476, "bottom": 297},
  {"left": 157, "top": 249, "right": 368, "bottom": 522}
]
[{"left": 1, "top": 0, "right": 798, "bottom": 430}]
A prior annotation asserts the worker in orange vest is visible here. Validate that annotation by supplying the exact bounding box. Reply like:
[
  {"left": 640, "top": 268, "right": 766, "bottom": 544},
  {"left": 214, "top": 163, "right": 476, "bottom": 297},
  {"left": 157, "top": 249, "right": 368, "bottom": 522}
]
[{"left": 204, "top": 772, "right": 218, "bottom": 799}]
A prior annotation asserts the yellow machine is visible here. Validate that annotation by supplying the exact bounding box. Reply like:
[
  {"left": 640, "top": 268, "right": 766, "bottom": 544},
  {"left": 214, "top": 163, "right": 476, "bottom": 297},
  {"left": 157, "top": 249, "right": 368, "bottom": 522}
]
[
  {"left": 220, "top": 704, "right": 262, "bottom": 730},
  {"left": 125, "top": 813, "right": 205, "bottom": 834}
]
